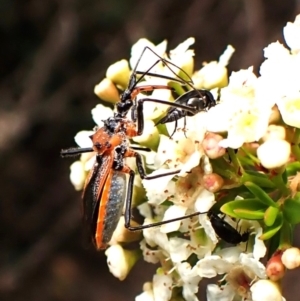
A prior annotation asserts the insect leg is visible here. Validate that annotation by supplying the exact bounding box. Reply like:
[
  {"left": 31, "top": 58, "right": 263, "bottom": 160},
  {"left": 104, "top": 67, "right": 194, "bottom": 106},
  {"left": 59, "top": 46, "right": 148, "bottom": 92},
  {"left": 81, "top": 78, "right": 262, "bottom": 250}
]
[
  {"left": 60, "top": 147, "right": 94, "bottom": 157},
  {"left": 136, "top": 97, "right": 198, "bottom": 135},
  {"left": 122, "top": 164, "right": 207, "bottom": 231}
]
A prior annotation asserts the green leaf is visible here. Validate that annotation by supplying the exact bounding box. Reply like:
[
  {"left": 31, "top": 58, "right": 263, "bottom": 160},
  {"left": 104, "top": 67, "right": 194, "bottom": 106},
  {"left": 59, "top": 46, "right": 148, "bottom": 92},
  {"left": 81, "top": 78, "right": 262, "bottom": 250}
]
[
  {"left": 282, "top": 170, "right": 288, "bottom": 184},
  {"left": 242, "top": 171, "right": 275, "bottom": 188},
  {"left": 260, "top": 213, "right": 283, "bottom": 240},
  {"left": 233, "top": 208, "right": 265, "bottom": 220},
  {"left": 221, "top": 199, "right": 266, "bottom": 219},
  {"left": 264, "top": 206, "right": 279, "bottom": 226},
  {"left": 286, "top": 162, "right": 300, "bottom": 176},
  {"left": 283, "top": 195, "right": 300, "bottom": 224},
  {"left": 244, "top": 182, "right": 278, "bottom": 207}
]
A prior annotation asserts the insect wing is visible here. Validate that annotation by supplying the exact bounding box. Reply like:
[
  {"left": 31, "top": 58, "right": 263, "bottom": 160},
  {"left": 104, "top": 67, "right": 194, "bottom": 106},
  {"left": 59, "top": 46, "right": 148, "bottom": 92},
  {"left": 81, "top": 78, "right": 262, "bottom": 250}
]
[
  {"left": 96, "top": 170, "right": 126, "bottom": 248},
  {"left": 82, "top": 154, "right": 113, "bottom": 245}
]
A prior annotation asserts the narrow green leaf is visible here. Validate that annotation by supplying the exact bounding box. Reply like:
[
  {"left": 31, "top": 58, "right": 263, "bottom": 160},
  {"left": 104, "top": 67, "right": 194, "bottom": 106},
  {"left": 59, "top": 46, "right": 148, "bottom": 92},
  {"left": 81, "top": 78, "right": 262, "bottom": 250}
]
[
  {"left": 283, "top": 195, "right": 300, "bottom": 224},
  {"left": 242, "top": 171, "right": 275, "bottom": 188},
  {"left": 221, "top": 199, "right": 267, "bottom": 219},
  {"left": 264, "top": 206, "right": 279, "bottom": 226},
  {"left": 286, "top": 162, "right": 300, "bottom": 176},
  {"left": 233, "top": 208, "right": 265, "bottom": 220},
  {"left": 260, "top": 214, "right": 283, "bottom": 240},
  {"left": 244, "top": 182, "right": 278, "bottom": 207}
]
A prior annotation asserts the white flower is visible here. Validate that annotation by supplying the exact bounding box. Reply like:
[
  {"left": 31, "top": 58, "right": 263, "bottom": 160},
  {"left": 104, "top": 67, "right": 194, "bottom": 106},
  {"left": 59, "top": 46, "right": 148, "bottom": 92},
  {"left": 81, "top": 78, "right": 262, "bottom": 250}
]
[
  {"left": 176, "top": 262, "right": 201, "bottom": 301},
  {"left": 219, "top": 100, "right": 271, "bottom": 149},
  {"left": 154, "top": 132, "right": 204, "bottom": 173},
  {"left": 130, "top": 38, "right": 168, "bottom": 74},
  {"left": 169, "top": 37, "right": 195, "bottom": 75},
  {"left": 196, "top": 254, "right": 234, "bottom": 278},
  {"left": 142, "top": 218, "right": 170, "bottom": 252},
  {"left": 206, "top": 284, "right": 235, "bottom": 301},
  {"left": 69, "top": 161, "right": 86, "bottom": 190},
  {"left": 192, "top": 45, "right": 235, "bottom": 89},
  {"left": 106, "top": 59, "right": 130, "bottom": 88},
  {"left": 282, "top": 247, "right": 300, "bottom": 269},
  {"left": 160, "top": 205, "right": 188, "bottom": 233},
  {"left": 167, "top": 237, "right": 194, "bottom": 263},
  {"left": 257, "top": 139, "right": 291, "bottom": 169},
  {"left": 139, "top": 240, "right": 161, "bottom": 264},
  {"left": 250, "top": 280, "right": 284, "bottom": 301},
  {"left": 252, "top": 224, "right": 267, "bottom": 260},
  {"left": 276, "top": 92, "right": 300, "bottom": 128},
  {"left": 136, "top": 282, "right": 155, "bottom": 301},
  {"left": 91, "top": 104, "right": 114, "bottom": 126},
  {"left": 205, "top": 67, "right": 272, "bottom": 148},
  {"left": 197, "top": 251, "right": 267, "bottom": 299},
  {"left": 105, "top": 244, "right": 140, "bottom": 280},
  {"left": 194, "top": 189, "right": 217, "bottom": 244},
  {"left": 74, "top": 130, "right": 94, "bottom": 148},
  {"left": 221, "top": 67, "right": 257, "bottom": 101},
  {"left": 153, "top": 274, "right": 173, "bottom": 301},
  {"left": 283, "top": 14, "right": 300, "bottom": 52}
]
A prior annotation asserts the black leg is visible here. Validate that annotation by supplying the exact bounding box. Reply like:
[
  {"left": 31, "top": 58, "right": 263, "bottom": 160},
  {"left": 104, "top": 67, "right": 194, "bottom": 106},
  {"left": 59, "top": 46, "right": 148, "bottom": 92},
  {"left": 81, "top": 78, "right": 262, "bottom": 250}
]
[
  {"left": 60, "top": 147, "right": 94, "bottom": 157},
  {"left": 123, "top": 169, "right": 208, "bottom": 231},
  {"left": 133, "top": 46, "right": 194, "bottom": 85},
  {"left": 136, "top": 97, "right": 198, "bottom": 135},
  {"left": 134, "top": 152, "right": 180, "bottom": 179}
]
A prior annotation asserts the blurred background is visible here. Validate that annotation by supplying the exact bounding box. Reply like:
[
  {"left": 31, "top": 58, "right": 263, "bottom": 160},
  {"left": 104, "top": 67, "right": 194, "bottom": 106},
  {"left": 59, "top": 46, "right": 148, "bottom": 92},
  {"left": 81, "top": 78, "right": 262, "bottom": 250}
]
[{"left": 1, "top": 0, "right": 300, "bottom": 300}]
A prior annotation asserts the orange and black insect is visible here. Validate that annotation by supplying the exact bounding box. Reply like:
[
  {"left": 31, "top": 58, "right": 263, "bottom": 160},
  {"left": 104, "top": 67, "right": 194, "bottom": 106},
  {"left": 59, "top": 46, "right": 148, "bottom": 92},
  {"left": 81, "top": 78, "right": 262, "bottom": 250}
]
[
  {"left": 60, "top": 48, "right": 226, "bottom": 250},
  {"left": 61, "top": 122, "right": 248, "bottom": 249},
  {"left": 61, "top": 115, "right": 195, "bottom": 249}
]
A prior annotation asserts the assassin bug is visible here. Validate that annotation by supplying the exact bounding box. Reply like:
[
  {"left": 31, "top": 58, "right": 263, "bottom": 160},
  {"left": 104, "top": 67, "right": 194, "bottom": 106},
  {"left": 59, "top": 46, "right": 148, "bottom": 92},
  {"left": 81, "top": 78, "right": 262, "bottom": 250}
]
[
  {"left": 60, "top": 47, "right": 235, "bottom": 250},
  {"left": 62, "top": 124, "right": 249, "bottom": 249},
  {"left": 61, "top": 115, "right": 207, "bottom": 249}
]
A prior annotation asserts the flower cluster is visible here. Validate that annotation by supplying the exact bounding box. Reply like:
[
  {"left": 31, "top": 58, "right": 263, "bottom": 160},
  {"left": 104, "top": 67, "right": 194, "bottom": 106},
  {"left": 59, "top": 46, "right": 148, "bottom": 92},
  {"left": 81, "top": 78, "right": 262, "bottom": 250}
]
[{"left": 67, "top": 15, "right": 300, "bottom": 301}]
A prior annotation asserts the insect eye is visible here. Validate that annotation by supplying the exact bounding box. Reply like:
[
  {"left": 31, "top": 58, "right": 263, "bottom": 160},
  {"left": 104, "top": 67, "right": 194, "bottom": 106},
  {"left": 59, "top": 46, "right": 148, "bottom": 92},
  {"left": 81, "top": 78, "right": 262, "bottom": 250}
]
[{"left": 94, "top": 142, "right": 102, "bottom": 149}]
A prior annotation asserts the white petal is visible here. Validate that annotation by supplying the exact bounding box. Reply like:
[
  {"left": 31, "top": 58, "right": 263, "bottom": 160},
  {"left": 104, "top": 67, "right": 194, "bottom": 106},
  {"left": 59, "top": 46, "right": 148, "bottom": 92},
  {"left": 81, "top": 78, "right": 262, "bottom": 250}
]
[
  {"left": 160, "top": 205, "right": 188, "bottom": 233},
  {"left": 206, "top": 284, "right": 235, "bottom": 301},
  {"left": 250, "top": 280, "right": 283, "bottom": 301},
  {"left": 169, "top": 237, "right": 192, "bottom": 263},
  {"left": 91, "top": 104, "right": 114, "bottom": 126},
  {"left": 196, "top": 256, "right": 233, "bottom": 278},
  {"left": 153, "top": 274, "right": 173, "bottom": 301},
  {"left": 74, "top": 130, "right": 94, "bottom": 148},
  {"left": 252, "top": 224, "right": 267, "bottom": 260},
  {"left": 239, "top": 253, "right": 267, "bottom": 279}
]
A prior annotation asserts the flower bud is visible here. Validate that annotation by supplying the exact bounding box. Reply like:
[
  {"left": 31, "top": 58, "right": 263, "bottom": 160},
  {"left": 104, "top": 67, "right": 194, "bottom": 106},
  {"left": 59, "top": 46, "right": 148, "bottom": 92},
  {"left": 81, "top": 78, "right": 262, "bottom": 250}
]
[
  {"left": 282, "top": 247, "right": 300, "bottom": 269},
  {"left": 202, "top": 132, "right": 226, "bottom": 159},
  {"left": 262, "top": 125, "right": 286, "bottom": 141},
  {"left": 257, "top": 139, "right": 291, "bottom": 169},
  {"left": 135, "top": 282, "right": 155, "bottom": 301},
  {"left": 193, "top": 62, "right": 228, "bottom": 89},
  {"left": 94, "top": 78, "right": 120, "bottom": 104},
  {"left": 106, "top": 59, "right": 130, "bottom": 88},
  {"left": 202, "top": 173, "right": 224, "bottom": 192},
  {"left": 251, "top": 280, "right": 283, "bottom": 301},
  {"left": 109, "top": 217, "right": 142, "bottom": 245},
  {"left": 69, "top": 161, "right": 86, "bottom": 191},
  {"left": 266, "top": 250, "right": 285, "bottom": 281},
  {"left": 105, "top": 244, "right": 141, "bottom": 280}
]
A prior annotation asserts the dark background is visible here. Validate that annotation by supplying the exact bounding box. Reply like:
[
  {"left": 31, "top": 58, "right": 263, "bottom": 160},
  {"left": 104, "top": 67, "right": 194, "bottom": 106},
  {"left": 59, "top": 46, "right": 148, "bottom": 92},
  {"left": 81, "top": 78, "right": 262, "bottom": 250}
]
[{"left": 1, "top": 0, "right": 300, "bottom": 300}]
